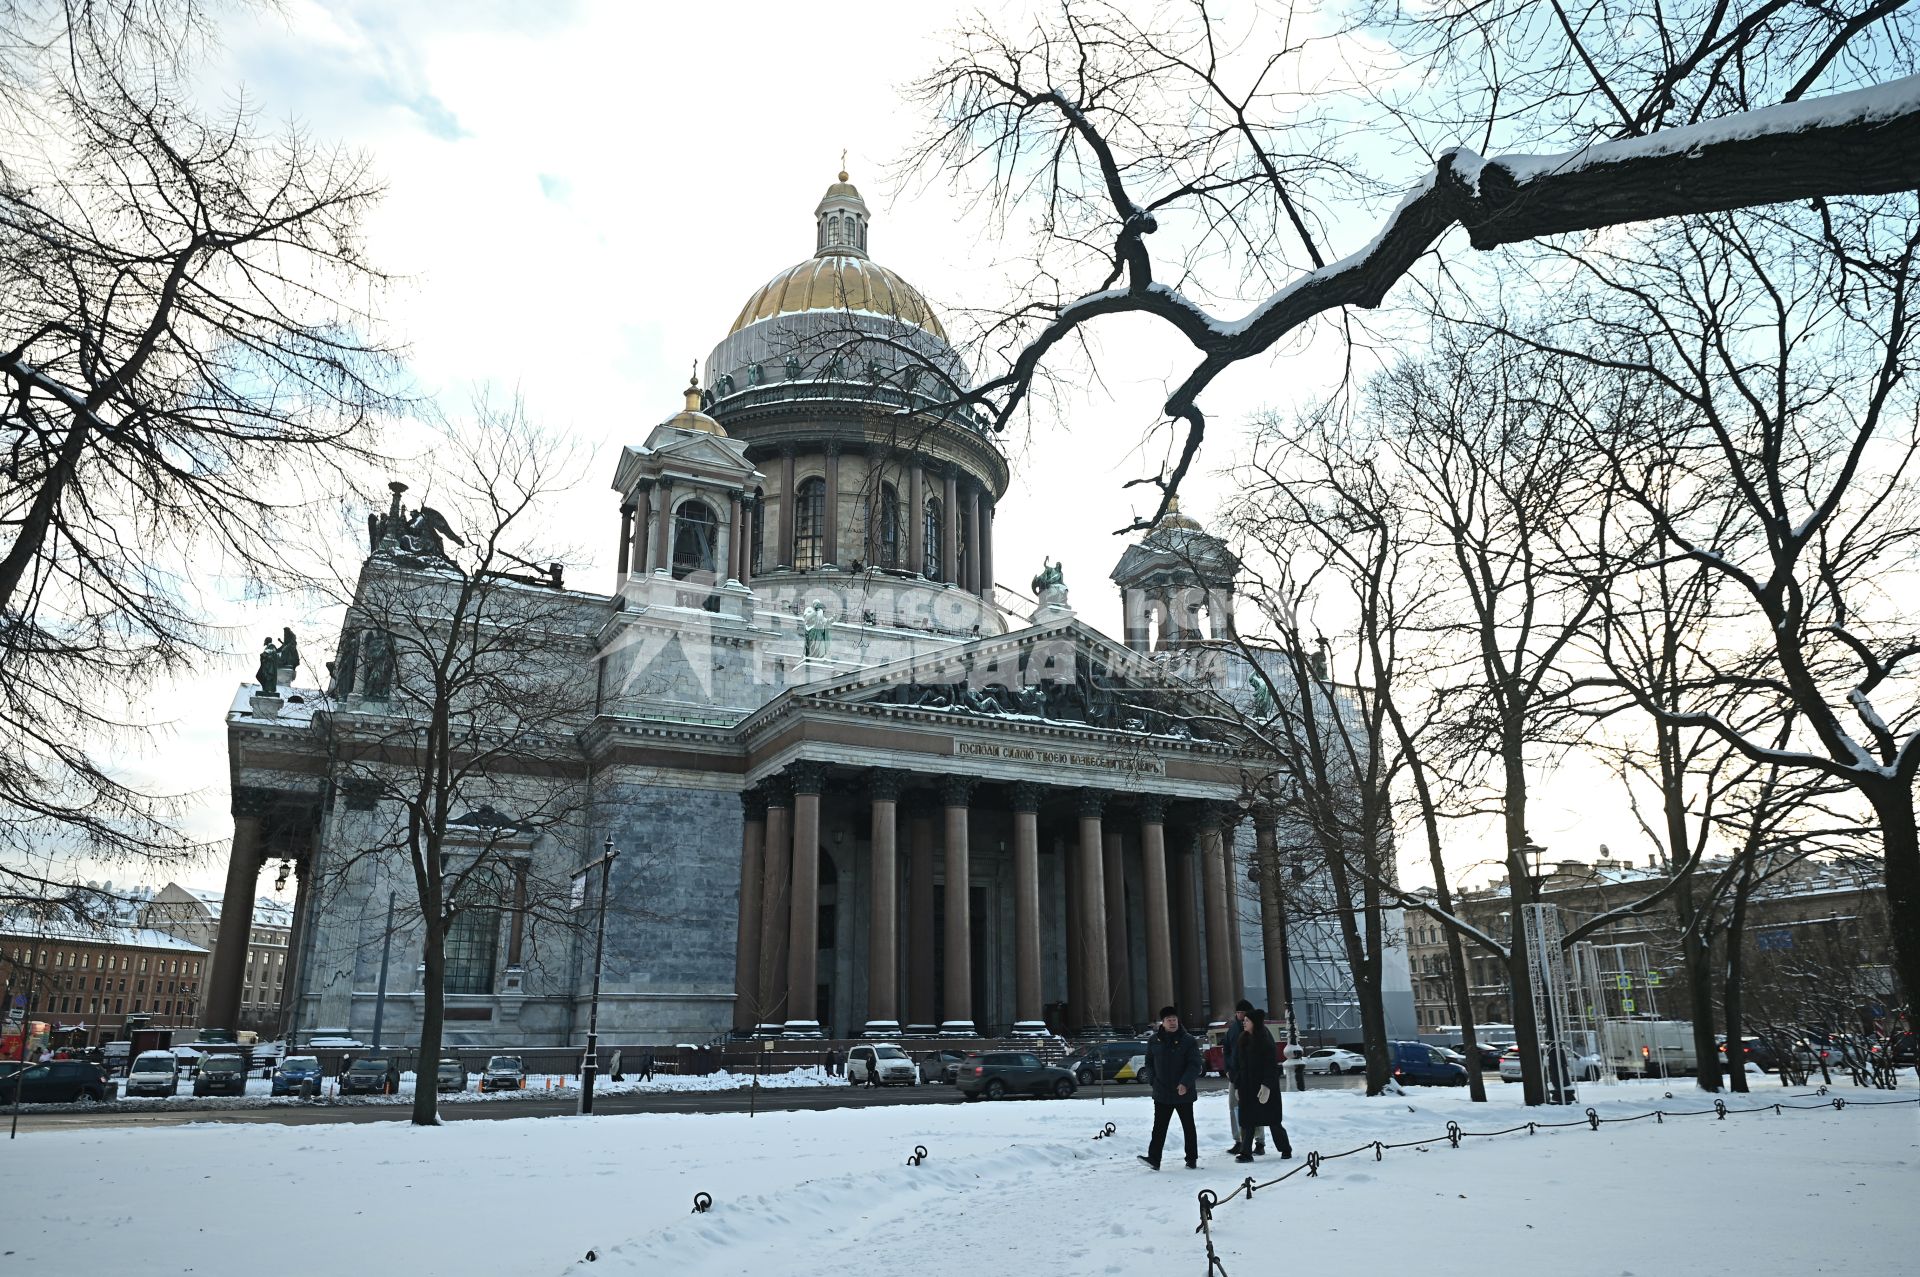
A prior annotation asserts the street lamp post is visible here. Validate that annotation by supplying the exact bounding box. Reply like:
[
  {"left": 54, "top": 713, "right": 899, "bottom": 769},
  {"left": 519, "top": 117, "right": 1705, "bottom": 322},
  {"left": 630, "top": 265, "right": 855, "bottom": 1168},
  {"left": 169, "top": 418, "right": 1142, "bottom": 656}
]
[{"left": 574, "top": 837, "right": 619, "bottom": 1116}]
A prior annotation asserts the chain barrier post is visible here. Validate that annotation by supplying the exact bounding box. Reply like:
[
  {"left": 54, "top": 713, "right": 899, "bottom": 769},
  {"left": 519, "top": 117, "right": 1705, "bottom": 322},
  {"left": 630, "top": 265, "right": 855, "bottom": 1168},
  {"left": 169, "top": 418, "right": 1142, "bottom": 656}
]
[
  {"left": 691, "top": 1192, "right": 713, "bottom": 1214},
  {"left": 1585, "top": 1107, "right": 1600, "bottom": 1130},
  {"left": 1446, "top": 1121, "right": 1462, "bottom": 1148}
]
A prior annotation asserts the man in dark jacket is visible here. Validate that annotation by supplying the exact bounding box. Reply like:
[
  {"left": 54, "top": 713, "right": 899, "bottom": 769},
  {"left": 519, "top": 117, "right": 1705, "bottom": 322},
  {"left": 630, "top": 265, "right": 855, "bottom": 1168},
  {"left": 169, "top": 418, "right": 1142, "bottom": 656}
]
[
  {"left": 1138, "top": 1006, "right": 1205, "bottom": 1170},
  {"left": 1230, "top": 1008, "right": 1293, "bottom": 1162}
]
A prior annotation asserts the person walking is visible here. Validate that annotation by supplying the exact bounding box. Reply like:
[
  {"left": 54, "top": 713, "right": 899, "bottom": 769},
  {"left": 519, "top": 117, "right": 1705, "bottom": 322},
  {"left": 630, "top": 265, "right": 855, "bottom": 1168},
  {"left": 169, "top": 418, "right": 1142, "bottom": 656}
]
[
  {"left": 1224, "top": 999, "right": 1265, "bottom": 1158},
  {"left": 1138, "top": 1006, "right": 1205, "bottom": 1171},
  {"left": 1231, "top": 1007, "right": 1293, "bottom": 1162}
]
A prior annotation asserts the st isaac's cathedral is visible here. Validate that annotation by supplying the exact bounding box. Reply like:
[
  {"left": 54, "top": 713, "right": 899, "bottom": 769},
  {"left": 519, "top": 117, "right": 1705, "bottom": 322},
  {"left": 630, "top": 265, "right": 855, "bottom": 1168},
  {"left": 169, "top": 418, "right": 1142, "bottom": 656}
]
[{"left": 217, "top": 172, "right": 1415, "bottom": 1048}]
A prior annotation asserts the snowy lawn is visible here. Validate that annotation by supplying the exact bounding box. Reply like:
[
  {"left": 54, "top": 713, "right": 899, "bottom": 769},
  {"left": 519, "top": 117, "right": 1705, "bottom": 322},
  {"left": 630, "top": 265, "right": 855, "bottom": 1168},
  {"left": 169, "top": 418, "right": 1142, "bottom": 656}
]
[{"left": 6, "top": 1076, "right": 1913, "bottom": 1276}]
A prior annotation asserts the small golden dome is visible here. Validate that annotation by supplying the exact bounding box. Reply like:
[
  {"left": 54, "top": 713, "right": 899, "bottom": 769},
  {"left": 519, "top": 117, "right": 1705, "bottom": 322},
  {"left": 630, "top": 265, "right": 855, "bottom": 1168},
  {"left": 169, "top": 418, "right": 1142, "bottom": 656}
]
[
  {"left": 1155, "top": 495, "right": 1204, "bottom": 532},
  {"left": 727, "top": 255, "right": 948, "bottom": 341},
  {"left": 663, "top": 373, "right": 726, "bottom": 435}
]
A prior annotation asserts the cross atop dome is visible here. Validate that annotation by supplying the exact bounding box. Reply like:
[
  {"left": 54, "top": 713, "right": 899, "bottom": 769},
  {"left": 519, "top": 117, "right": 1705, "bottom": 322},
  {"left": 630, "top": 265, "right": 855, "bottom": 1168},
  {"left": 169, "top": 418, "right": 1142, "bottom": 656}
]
[{"left": 815, "top": 164, "right": 870, "bottom": 260}]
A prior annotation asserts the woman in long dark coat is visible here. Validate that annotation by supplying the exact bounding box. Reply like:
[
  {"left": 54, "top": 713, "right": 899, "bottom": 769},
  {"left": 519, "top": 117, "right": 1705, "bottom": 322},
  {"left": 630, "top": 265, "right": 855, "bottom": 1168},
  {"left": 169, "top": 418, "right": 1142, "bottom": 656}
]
[{"left": 1231, "top": 1007, "right": 1293, "bottom": 1162}]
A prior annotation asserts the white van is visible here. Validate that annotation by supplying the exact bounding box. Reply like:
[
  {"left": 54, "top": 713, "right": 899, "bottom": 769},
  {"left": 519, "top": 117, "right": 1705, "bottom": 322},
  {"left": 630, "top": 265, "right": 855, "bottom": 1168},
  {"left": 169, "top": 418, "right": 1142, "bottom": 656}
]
[
  {"left": 846, "top": 1043, "right": 916, "bottom": 1087},
  {"left": 125, "top": 1051, "right": 180, "bottom": 1098}
]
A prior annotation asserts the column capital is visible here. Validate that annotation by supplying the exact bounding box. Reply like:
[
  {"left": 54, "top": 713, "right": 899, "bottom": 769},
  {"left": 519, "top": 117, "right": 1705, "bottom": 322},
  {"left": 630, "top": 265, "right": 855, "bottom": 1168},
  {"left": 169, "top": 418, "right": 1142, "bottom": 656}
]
[
  {"left": 788, "top": 760, "right": 827, "bottom": 796},
  {"left": 656, "top": 476, "right": 675, "bottom": 492},
  {"left": 1076, "top": 787, "right": 1108, "bottom": 818},
  {"left": 825, "top": 439, "right": 842, "bottom": 459},
  {"left": 779, "top": 442, "right": 798, "bottom": 459},
  {"left": 336, "top": 778, "right": 379, "bottom": 812},
  {"left": 633, "top": 477, "right": 656, "bottom": 493},
  {"left": 761, "top": 776, "right": 792, "bottom": 808},
  {"left": 1251, "top": 804, "right": 1280, "bottom": 833},
  {"left": 741, "top": 789, "right": 768, "bottom": 821},
  {"left": 619, "top": 501, "right": 636, "bottom": 516},
  {"left": 868, "top": 768, "right": 907, "bottom": 803},
  {"left": 232, "top": 785, "right": 277, "bottom": 818},
  {"left": 1207, "top": 799, "right": 1243, "bottom": 830},
  {"left": 1139, "top": 793, "right": 1168, "bottom": 823},
  {"left": 1009, "top": 781, "right": 1043, "bottom": 814},
  {"left": 939, "top": 775, "right": 974, "bottom": 808}
]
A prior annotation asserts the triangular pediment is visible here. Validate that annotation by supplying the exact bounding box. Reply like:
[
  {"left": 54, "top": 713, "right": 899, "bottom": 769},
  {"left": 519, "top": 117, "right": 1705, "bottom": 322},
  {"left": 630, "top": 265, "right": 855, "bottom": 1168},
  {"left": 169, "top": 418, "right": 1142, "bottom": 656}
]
[
  {"left": 788, "top": 617, "right": 1246, "bottom": 744},
  {"left": 644, "top": 427, "right": 756, "bottom": 475}
]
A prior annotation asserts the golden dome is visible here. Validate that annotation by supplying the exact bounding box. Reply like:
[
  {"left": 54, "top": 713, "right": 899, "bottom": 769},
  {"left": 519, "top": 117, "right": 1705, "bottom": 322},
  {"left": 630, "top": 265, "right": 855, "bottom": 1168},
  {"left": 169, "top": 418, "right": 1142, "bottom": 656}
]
[
  {"left": 727, "top": 255, "right": 948, "bottom": 341},
  {"left": 663, "top": 375, "right": 726, "bottom": 435},
  {"left": 1155, "top": 495, "right": 1204, "bottom": 532}
]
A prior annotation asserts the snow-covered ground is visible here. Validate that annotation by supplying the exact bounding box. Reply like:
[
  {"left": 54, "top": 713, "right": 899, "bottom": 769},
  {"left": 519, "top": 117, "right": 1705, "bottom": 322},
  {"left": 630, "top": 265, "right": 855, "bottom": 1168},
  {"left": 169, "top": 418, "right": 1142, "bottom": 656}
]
[{"left": 7, "top": 1076, "right": 1913, "bottom": 1275}]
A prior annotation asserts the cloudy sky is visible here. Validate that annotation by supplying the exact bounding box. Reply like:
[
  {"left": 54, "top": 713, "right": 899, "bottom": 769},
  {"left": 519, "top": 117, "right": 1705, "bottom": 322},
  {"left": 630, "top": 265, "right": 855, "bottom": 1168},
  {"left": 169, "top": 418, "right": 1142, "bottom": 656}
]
[{"left": 125, "top": 0, "right": 1625, "bottom": 893}]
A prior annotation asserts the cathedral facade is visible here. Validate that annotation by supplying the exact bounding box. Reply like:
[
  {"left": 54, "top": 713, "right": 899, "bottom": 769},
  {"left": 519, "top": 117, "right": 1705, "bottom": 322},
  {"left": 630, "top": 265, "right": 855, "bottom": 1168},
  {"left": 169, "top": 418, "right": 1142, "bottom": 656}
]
[{"left": 218, "top": 174, "right": 1413, "bottom": 1048}]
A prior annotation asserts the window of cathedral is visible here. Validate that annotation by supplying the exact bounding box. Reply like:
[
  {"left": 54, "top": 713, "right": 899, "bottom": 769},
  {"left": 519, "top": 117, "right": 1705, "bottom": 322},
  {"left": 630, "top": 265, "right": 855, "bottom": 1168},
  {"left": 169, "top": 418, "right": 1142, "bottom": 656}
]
[
  {"left": 671, "top": 499, "right": 720, "bottom": 579},
  {"left": 794, "top": 477, "right": 826, "bottom": 571},
  {"left": 444, "top": 908, "right": 499, "bottom": 995},
  {"left": 922, "top": 496, "right": 942, "bottom": 579},
  {"left": 878, "top": 482, "right": 901, "bottom": 568},
  {"left": 750, "top": 494, "right": 765, "bottom": 576}
]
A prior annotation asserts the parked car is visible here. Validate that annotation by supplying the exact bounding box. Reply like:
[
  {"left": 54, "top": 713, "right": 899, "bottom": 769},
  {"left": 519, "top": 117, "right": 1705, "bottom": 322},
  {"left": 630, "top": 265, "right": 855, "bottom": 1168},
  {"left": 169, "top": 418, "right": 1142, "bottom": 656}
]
[
  {"left": 846, "top": 1043, "right": 916, "bottom": 1087},
  {"left": 339, "top": 1055, "right": 402, "bottom": 1096},
  {"left": 955, "top": 1052, "right": 1078, "bottom": 1101},
  {"left": 124, "top": 1051, "right": 181, "bottom": 1098},
  {"left": 1870, "top": 1033, "right": 1916, "bottom": 1067},
  {"left": 192, "top": 1053, "right": 248, "bottom": 1098},
  {"left": 1390, "top": 1041, "right": 1470, "bottom": 1087},
  {"left": 435, "top": 1059, "right": 469, "bottom": 1093},
  {"left": 1063, "top": 1041, "right": 1149, "bottom": 1085},
  {"left": 478, "top": 1055, "right": 525, "bottom": 1092},
  {"left": 1304, "top": 1047, "right": 1366, "bottom": 1075},
  {"left": 1715, "top": 1035, "right": 1778, "bottom": 1073},
  {"left": 1499, "top": 1043, "right": 1604, "bottom": 1084},
  {"left": 1434, "top": 1046, "right": 1467, "bottom": 1066},
  {"left": 0, "top": 1060, "right": 110, "bottom": 1104},
  {"left": 917, "top": 1048, "right": 969, "bottom": 1084},
  {"left": 1454, "top": 1042, "right": 1504, "bottom": 1070},
  {"left": 272, "top": 1055, "right": 324, "bottom": 1098}
]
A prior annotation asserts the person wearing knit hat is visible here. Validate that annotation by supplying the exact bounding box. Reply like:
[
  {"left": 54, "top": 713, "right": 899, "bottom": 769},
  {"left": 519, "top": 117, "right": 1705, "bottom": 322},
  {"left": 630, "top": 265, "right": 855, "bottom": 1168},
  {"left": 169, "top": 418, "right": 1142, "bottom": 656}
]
[{"left": 1137, "top": 1006, "right": 1205, "bottom": 1170}]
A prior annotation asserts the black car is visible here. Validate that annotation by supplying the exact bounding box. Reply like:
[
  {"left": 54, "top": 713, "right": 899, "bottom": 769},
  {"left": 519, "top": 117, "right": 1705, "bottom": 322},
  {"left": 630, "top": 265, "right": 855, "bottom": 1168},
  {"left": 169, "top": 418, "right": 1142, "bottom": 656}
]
[
  {"left": 1716, "top": 1035, "right": 1779, "bottom": 1073},
  {"left": 0, "top": 1060, "right": 110, "bottom": 1104},
  {"left": 192, "top": 1053, "right": 249, "bottom": 1097},
  {"left": 917, "top": 1049, "right": 969, "bottom": 1084},
  {"left": 1453, "top": 1041, "right": 1504, "bottom": 1070},
  {"left": 1062, "top": 1041, "right": 1144, "bottom": 1085},
  {"left": 955, "top": 1052, "right": 1077, "bottom": 1101},
  {"left": 340, "top": 1055, "right": 403, "bottom": 1096}
]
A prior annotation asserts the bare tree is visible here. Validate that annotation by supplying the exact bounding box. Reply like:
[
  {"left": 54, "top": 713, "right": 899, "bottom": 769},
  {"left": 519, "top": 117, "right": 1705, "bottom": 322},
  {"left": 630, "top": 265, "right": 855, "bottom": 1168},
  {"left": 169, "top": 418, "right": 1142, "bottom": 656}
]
[
  {"left": 0, "top": 0, "right": 398, "bottom": 901},
  {"left": 312, "top": 403, "right": 599, "bottom": 1126},
  {"left": 1507, "top": 196, "right": 1920, "bottom": 1020},
  {"left": 1226, "top": 405, "right": 1493, "bottom": 1100},
  {"left": 903, "top": 0, "right": 1919, "bottom": 520}
]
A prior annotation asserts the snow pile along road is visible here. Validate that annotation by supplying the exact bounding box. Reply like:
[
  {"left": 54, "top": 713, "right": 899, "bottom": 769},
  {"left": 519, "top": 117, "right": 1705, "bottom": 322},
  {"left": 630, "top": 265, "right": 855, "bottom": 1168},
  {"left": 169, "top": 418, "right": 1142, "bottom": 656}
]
[{"left": 4, "top": 1078, "right": 1912, "bottom": 1276}]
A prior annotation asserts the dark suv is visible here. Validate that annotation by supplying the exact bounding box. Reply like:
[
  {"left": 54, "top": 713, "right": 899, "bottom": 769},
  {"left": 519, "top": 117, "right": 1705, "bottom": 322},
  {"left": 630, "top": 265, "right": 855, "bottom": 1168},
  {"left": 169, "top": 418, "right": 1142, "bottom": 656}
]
[
  {"left": 192, "top": 1053, "right": 249, "bottom": 1097},
  {"left": 340, "top": 1055, "right": 403, "bottom": 1096},
  {"left": 955, "top": 1052, "right": 1077, "bottom": 1101},
  {"left": 0, "top": 1060, "right": 109, "bottom": 1104},
  {"left": 1063, "top": 1041, "right": 1144, "bottom": 1085}
]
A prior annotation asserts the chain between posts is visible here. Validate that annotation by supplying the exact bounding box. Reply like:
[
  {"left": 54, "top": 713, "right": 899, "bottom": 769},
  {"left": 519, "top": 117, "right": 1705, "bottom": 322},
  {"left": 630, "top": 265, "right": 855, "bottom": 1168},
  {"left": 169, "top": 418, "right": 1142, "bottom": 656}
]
[{"left": 1182, "top": 1093, "right": 1916, "bottom": 1269}]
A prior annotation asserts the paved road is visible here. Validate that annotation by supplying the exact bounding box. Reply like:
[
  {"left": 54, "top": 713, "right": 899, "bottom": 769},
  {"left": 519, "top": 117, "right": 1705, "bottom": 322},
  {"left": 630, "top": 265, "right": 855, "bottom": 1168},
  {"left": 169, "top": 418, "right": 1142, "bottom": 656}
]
[{"left": 9, "top": 1073, "right": 1363, "bottom": 1133}]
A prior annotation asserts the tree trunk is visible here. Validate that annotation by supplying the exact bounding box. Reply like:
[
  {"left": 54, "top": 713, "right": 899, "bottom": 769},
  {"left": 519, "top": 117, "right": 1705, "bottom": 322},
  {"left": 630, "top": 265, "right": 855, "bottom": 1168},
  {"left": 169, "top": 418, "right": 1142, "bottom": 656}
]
[
  {"left": 1723, "top": 855, "right": 1757, "bottom": 1095},
  {"left": 411, "top": 917, "right": 444, "bottom": 1127},
  {"left": 1501, "top": 750, "right": 1546, "bottom": 1105},
  {"left": 1867, "top": 783, "right": 1920, "bottom": 1014}
]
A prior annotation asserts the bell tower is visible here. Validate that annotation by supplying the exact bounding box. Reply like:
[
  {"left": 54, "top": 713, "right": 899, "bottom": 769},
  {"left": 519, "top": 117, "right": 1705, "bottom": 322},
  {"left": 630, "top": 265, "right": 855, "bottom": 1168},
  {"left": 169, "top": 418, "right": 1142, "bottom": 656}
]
[{"left": 1109, "top": 498, "right": 1240, "bottom": 652}]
